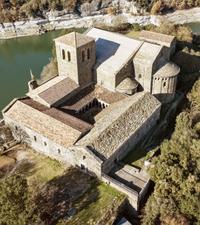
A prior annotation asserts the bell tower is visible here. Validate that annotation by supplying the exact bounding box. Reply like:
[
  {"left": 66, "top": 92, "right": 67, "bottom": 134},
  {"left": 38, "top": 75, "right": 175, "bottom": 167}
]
[{"left": 54, "top": 32, "right": 96, "bottom": 86}]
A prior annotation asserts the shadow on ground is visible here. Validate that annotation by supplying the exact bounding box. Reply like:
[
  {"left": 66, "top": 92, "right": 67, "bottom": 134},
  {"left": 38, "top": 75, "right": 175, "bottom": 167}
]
[{"left": 35, "top": 167, "right": 99, "bottom": 225}]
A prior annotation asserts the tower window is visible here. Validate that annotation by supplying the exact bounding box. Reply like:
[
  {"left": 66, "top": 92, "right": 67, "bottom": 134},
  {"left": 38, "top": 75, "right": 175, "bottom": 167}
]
[
  {"left": 87, "top": 48, "right": 90, "bottom": 60},
  {"left": 67, "top": 51, "right": 71, "bottom": 61},
  {"left": 62, "top": 49, "right": 65, "bottom": 60},
  {"left": 58, "top": 149, "right": 61, "bottom": 154},
  {"left": 34, "top": 136, "right": 37, "bottom": 141},
  {"left": 82, "top": 50, "right": 85, "bottom": 62},
  {"left": 163, "top": 82, "right": 167, "bottom": 87},
  {"left": 44, "top": 141, "right": 47, "bottom": 146}
]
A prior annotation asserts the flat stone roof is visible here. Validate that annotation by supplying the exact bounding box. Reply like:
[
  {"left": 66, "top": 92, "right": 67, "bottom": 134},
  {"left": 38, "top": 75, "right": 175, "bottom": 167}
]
[
  {"left": 77, "top": 92, "right": 161, "bottom": 159},
  {"left": 86, "top": 28, "right": 142, "bottom": 76},
  {"left": 27, "top": 76, "right": 79, "bottom": 107},
  {"left": 154, "top": 62, "right": 180, "bottom": 78},
  {"left": 112, "top": 165, "right": 150, "bottom": 193},
  {"left": 133, "top": 42, "right": 163, "bottom": 65},
  {"left": 139, "top": 30, "right": 175, "bottom": 47},
  {"left": 54, "top": 32, "right": 95, "bottom": 48}
]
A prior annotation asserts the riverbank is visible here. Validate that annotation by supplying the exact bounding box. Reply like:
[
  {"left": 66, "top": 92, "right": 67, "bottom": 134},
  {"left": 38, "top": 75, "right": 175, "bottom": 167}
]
[
  {"left": 0, "top": 13, "right": 154, "bottom": 40},
  {"left": 1, "top": 7, "right": 200, "bottom": 40},
  {"left": 156, "top": 7, "right": 200, "bottom": 25}
]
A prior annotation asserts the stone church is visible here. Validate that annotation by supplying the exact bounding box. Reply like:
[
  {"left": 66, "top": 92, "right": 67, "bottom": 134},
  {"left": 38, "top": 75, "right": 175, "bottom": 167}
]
[{"left": 2, "top": 28, "right": 180, "bottom": 210}]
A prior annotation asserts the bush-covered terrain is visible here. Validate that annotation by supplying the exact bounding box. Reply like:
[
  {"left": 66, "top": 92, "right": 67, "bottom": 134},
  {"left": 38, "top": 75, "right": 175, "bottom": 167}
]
[
  {"left": 151, "top": 0, "right": 200, "bottom": 14},
  {"left": 142, "top": 79, "right": 200, "bottom": 225}
]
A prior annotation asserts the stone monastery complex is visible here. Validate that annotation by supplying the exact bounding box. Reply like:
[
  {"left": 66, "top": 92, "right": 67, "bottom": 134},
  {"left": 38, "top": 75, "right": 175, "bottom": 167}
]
[{"left": 2, "top": 28, "right": 180, "bottom": 210}]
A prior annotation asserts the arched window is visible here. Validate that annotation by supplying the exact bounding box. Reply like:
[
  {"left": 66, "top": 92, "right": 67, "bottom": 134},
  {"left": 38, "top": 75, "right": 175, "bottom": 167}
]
[
  {"left": 58, "top": 149, "right": 61, "bottom": 154},
  {"left": 62, "top": 49, "right": 65, "bottom": 60},
  {"left": 163, "top": 82, "right": 167, "bottom": 87},
  {"left": 67, "top": 51, "right": 71, "bottom": 61},
  {"left": 82, "top": 50, "right": 85, "bottom": 62},
  {"left": 87, "top": 48, "right": 90, "bottom": 60}
]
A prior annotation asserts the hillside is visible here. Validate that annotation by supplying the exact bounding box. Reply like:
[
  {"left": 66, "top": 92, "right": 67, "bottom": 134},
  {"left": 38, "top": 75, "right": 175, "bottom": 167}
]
[
  {"left": 1, "top": 0, "right": 200, "bottom": 23},
  {"left": 151, "top": 0, "right": 200, "bottom": 14},
  {"left": 0, "top": 0, "right": 150, "bottom": 23},
  {"left": 142, "top": 79, "right": 200, "bottom": 225}
]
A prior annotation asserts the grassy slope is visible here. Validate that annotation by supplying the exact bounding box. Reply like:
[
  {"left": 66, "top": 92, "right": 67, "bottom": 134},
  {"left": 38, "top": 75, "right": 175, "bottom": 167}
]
[
  {"left": 64, "top": 183, "right": 125, "bottom": 225},
  {"left": 0, "top": 146, "right": 125, "bottom": 224}
]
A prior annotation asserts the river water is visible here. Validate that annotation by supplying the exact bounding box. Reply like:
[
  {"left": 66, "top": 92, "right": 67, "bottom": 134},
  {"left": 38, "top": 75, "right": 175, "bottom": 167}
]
[
  {"left": 0, "top": 23, "right": 200, "bottom": 113},
  {"left": 0, "top": 31, "right": 57, "bottom": 112},
  {"left": 187, "top": 22, "right": 200, "bottom": 34}
]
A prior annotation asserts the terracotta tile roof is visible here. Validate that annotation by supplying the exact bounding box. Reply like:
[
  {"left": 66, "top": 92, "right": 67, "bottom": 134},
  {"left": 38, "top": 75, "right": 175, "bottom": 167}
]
[
  {"left": 21, "top": 98, "right": 93, "bottom": 133},
  {"left": 4, "top": 100, "right": 89, "bottom": 147},
  {"left": 54, "top": 32, "right": 95, "bottom": 48},
  {"left": 60, "top": 85, "right": 126, "bottom": 112},
  {"left": 38, "top": 77, "right": 79, "bottom": 106},
  {"left": 139, "top": 30, "right": 175, "bottom": 47},
  {"left": 133, "top": 42, "right": 163, "bottom": 64}
]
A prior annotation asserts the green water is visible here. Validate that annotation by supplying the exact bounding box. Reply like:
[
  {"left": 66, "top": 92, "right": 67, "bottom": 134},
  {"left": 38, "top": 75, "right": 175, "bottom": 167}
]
[
  {"left": 187, "top": 22, "right": 200, "bottom": 34},
  {"left": 0, "top": 29, "right": 74, "bottom": 112}
]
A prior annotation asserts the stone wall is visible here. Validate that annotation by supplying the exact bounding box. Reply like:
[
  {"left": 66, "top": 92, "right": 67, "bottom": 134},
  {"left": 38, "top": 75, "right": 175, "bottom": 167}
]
[
  {"left": 77, "top": 41, "right": 96, "bottom": 85},
  {"left": 4, "top": 116, "right": 103, "bottom": 177},
  {"left": 115, "top": 59, "right": 134, "bottom": 88},
  {"left": 56, "top": 42, "right": 79, "bottom": 82},
  {"left": 133, "top": 47, "right": 167, "bottom": 93},
  {"left": 56, "top": 39, "right": 96, "bottom": 86},
  {"left": 102, "top": 174, "right": 139, "bottom": 210}
]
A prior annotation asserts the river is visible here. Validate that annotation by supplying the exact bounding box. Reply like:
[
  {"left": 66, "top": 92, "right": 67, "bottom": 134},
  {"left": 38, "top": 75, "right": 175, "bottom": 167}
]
[
  {"left": 0, "top": 29, "right": 85, "bottom": 113},
  {"left": 0, "top": 23, "right": 200, "bottom": 113},
  {"left": 0, "top": 31, "right": 61, "bottom": 112},
  {"left": 187, "top": 22, "right": 200, "bottom": 34}
]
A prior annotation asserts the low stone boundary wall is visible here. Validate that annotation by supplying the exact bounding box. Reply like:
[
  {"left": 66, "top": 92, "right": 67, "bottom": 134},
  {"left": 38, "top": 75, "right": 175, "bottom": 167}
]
[{"left": 102, "top": 173, "right": 139, "bottom": 210}]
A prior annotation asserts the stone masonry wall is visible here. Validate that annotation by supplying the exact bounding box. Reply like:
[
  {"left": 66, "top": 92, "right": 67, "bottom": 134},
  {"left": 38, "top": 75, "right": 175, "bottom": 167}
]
[
  {"left": 77, "top": 41, "right": 96, "bottom": 86},
  {"left": 56, "top": 42, "right": 78, "bottom": 82},
  {"left": 102, "top": 174, "right": 139, "bottom": 210},
  {"left": 4, "top": 116, "right": 102, "bottom": 177},
  {"left": 115, "top": 59, "right": 134, "bottom": 88}
]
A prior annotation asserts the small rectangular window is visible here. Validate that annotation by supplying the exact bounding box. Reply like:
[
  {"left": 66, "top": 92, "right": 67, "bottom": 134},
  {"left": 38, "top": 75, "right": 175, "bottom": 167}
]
[
  {"left": 67, "top": 51, "right": 71, "bottom": 61},
  {"left": 87, "top": 48, "right": 90, "bottom": 60},
  {"left": 82, "top": 50, "right": 85, "bottom": 62},
  {"left": 34, "top": 136, "right": 37, "bottom": 141},
  {"left": 62, "top": 49, "right": 65, "bottom": 60}
]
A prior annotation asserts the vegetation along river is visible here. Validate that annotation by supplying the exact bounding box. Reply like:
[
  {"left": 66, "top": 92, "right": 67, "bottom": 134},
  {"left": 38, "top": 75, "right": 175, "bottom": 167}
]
[{"left": 0, "top": 23, "right": 200, "bottom": 114}]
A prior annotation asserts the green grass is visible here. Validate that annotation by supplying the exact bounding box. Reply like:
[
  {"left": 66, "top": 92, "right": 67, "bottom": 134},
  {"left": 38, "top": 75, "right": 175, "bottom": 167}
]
[
  {"left": 126, "top": 30, "right": 141, "bottom": 39},
  {"left": 9, "top": 147, "right": 66, "bottom": 193},
  {"left": 60, "top": 182, "right": 125, "bottom": 225}
]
